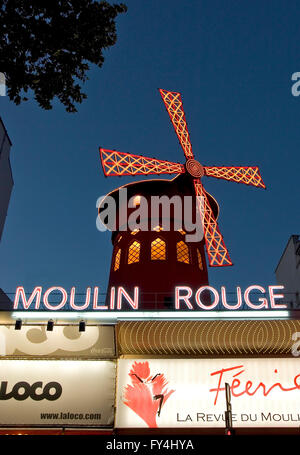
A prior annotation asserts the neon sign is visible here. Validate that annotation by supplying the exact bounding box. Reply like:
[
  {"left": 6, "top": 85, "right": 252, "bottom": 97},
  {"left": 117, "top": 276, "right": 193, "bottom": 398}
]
[
  {"left": 13, "top": 286, "right": 139, "bottom": 311},
  {"left": 175, "top": 285, "right": 286, "bottom": 310},
  {"left": 12, "top": 285, "right": 286, "bottom": 311}
]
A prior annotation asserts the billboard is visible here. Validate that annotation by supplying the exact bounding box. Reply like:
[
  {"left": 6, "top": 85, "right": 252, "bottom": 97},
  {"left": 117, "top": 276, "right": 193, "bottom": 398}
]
[
  {"left": 0, "top": 360, "right": 115, "bottom": 426},
  {"left": 116, "top": 358, "right": 300, "bottom": 428},
  {"left": 0, "top": 325, "right": 115, "bottom": 358}
]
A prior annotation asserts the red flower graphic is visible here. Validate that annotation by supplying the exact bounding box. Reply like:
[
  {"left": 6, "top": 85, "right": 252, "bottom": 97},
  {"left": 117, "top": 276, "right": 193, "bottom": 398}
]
[{"left": 123, "top": 361, "right": 175, "bottom": 428}]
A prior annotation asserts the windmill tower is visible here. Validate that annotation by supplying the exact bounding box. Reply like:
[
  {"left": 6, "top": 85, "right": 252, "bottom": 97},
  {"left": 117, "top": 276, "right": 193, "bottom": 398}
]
[{"left": 98, "top": 89, "right": 265, "bottom": 310}]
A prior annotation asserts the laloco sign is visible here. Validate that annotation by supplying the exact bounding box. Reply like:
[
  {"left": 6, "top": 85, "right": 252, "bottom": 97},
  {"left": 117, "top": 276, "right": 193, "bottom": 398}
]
[
  {"left": 0, "top": 381, "right": 62, "bottom": 401},
  {"left": 0, "top": 360, "right": 116, "bottom": 426}
]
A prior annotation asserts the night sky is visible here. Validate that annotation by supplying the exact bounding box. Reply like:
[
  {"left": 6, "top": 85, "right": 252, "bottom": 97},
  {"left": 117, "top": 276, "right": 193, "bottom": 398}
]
[{"left": 1, "top": 0, "right": 299, "bottom": 300}]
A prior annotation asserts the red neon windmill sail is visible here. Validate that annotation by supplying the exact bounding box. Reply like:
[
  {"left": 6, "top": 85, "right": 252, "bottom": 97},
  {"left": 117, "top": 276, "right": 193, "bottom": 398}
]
[{"left": 99, "top": 88, "right": 265, "bottom": 267}]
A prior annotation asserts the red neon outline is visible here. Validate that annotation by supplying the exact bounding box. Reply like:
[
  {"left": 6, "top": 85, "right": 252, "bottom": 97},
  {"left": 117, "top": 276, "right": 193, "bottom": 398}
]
[
  {"left": 195, "top": 286, "right": 219, "bottom": 310},
  {"left": 159, "top": 88, "right": 194, "bottom": 160},
  {"left": 194, "top": 179, "right": 233, "bottom": 267},
  {"left": 99, "top": 148, "right": 185, "bottom": 177},
  {"left": 221, "top": 286, "right": 242, "bottom": 310},
  {"left": 13, "top": 286, "right": 42, "bottom": 310},
  {"left": 204, "top": 165, "right": 266, "bottom": 189},
  {"left": 69, "top": 287, "right": 91, "bottom": 310},
  {"left": 92, "top": 286, "right": 108, "bottom": 310},
  {"left": 43, "top": 287, "right": 67, "bottom": 311},
  {"left": 175, "top": 286, "right": 193, "bottom": 309},
  {"left": 117, "top": 286, "right": 139, "bottom": 310},
  {"left": 110, "top": 287, "right": 115, "bottom": 310},
  {"left": 244, "top": 285, "right": 268, "bottom": 309},
  {"left": 268, "top": 285, "right": 286, "bottom": 309}
]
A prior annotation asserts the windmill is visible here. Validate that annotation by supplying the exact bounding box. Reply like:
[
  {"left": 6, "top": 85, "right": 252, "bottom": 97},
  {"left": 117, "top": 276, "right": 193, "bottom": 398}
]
[{"left": 99, "top": 88, "right": 266, "bottom": 275}]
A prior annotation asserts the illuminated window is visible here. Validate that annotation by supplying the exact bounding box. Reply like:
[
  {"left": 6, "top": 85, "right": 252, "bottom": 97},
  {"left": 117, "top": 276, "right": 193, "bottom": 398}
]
[
  {"left": 128, "top": 241, "right": 140, "bottom": 264},
  {"left": 178, "top": 229, "right": 186, "bottom": 235},
  {"left": 151, "top": 237, "right": 166, "bottom": 260},
  {"left": 114, "top": 248, "right": 121, "bottom": 271},
  {"left": 197, "top": 248, "right": 203, "bottom": 270},
  {"left": 117, "top": 235, "right": 122, "bottom": 243},
  {"left": 153, "top": 225, "right": 164, "bottom": 232},
  {"left": 131, "top": 229, "right": 140, "bottom": 235},
  {"left": 177, "top": 241, "right": 190, "bottom": 264},
  {"left": 133, "top": 195, "right": 141, "bottom": 206}
]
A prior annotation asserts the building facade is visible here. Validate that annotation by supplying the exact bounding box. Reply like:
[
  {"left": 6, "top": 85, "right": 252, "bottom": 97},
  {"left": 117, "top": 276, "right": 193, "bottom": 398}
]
[
  {"left": 99, "top": 175, "right": 217, "bottom": 309},
  {"left": 0, "top": 117, "right": 13, "bottom": 243},
  {"left": 275, "top": 235, "right": 300, "bottom": 308},
  {"left": 0, "top": 117, "right": 13, "bottom": 310},
  {"left": 0, "top": 310, "right": 300, "bottom": 435}
]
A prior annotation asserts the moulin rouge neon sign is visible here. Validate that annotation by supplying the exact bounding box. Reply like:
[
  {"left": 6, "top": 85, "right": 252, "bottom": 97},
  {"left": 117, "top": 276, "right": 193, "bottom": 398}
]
[{"left": 12, "top": 285, "right": 286, "bottom": 311}]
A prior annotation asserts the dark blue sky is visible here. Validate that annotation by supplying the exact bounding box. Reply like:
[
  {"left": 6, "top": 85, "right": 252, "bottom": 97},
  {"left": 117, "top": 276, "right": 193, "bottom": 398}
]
[{"left": 1, "top": 0, "right": 299, "bottom": 298}]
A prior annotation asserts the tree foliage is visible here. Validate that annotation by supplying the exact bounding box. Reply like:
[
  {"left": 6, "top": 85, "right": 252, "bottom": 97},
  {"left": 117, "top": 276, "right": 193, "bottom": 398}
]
[{"left": 0, "top": 0, "right": 127, "bottom": 112}]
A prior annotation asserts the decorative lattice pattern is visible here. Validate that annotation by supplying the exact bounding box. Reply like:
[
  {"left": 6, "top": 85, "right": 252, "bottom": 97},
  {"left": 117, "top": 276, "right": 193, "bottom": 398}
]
[
  {"left": 204, "top": 166, "right": 266, "bottom": 188},
  {"left": 128, "top": 241, "right": 140, "bottom": 264},
  {"left": 117, "top": 320, "right": 300, "bottom": 356},
  {"left": 194, "top": 179, "right": 232, "bottom": 267},
  {"left": 114, "top": 248, "right": 121, "bottom": 271},
  {"left": 159, "top": 89, "right": 194, "bottom": 159},
  {"left": 151, "top": 238, "right": 166, "bottom": 260},
  {"left": 99, "top": 89, "right": 266, "bottom": 270},
  {"left": 131, "top": 229, "right": 140, "bottom": 235},
  {"left": 100, "top": 148, "right": 185, "bottom": 177},
  {"left": 197, "top": 248, "right": 203, "bottom": 270},
  {"left": 177, "top": 241, "right": 190, "bottom": 264}
]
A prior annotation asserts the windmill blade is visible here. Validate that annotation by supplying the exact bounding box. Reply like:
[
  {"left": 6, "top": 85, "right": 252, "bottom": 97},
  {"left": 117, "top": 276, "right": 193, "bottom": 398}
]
[
  {"left": 100, "top": 148, "right": 185, "bottom": 177},
  {"left": 194, "top": 179, "right": 233, "bottom": 267},
  {"left": 159, "top": 89, "right": 194, "bottom": 160},
  {"left": 204, "top": 166, "right": 266, "bottom": 189}
]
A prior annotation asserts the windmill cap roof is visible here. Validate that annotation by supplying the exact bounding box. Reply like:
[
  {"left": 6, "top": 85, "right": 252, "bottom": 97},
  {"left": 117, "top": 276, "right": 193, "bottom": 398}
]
[{"left": 98, "top": 174, "right": 219, "bottom": 231}]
